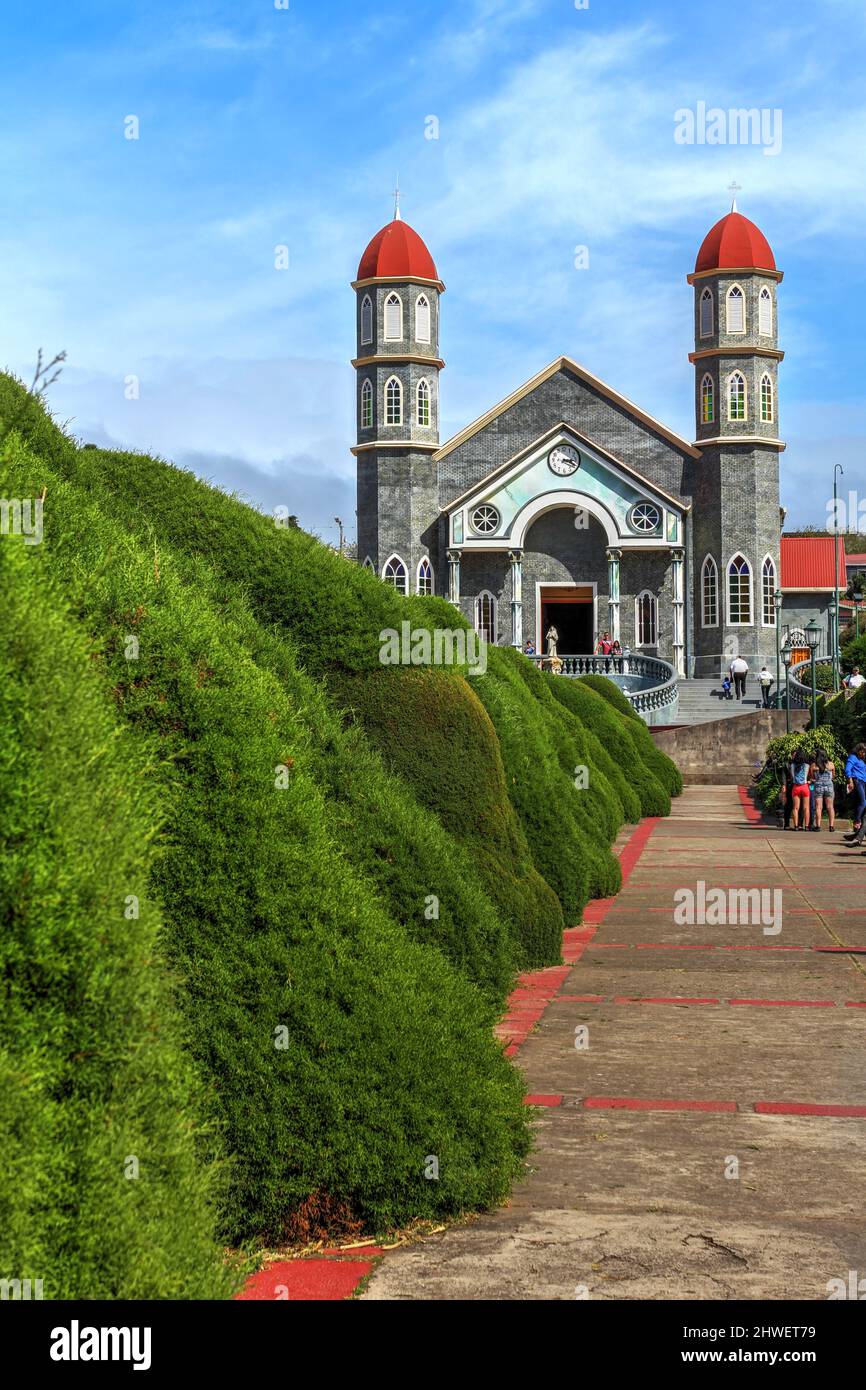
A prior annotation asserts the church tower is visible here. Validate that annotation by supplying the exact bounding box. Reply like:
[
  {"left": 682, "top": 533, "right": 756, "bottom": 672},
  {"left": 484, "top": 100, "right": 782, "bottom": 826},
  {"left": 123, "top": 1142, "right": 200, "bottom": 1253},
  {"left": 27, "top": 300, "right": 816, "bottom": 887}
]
[
  {"left": 352, "top": 201, "right": 444, "bottom": 595},
  {"left": 688, "top": 201, "right": 784, "bottom": 676}
]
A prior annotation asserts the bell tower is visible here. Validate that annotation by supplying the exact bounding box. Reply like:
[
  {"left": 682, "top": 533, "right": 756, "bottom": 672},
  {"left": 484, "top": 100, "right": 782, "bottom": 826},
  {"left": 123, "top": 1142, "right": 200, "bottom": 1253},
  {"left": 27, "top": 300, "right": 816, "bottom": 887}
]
[
  {"left": 688, "top": 198, "right": 785, "bottom": 676},
  {"left": 351, "top": 197, "right": 444, "bottom": 593}
]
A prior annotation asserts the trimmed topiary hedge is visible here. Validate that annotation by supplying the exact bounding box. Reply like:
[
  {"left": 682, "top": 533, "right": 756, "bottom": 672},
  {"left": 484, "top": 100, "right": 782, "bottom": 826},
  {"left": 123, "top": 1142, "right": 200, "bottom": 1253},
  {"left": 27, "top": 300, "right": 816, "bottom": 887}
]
[
  {"left": 331, "top": 665, "right": 565, "bottom": 966},
  {"left": 547, "top": 676, "right": 671, "bottom": 817},
  {"left": 0, "top": 537, "right": 237, "bottom": 1300},
  {"left": 473, "top": 649, "right": 622, "bottom": 911},
  {"left": 2, "top": 440, "right": 531, "bottom": 1244},
  {"left": 576, "top": 674, "right": 683, "bottom": 798}
]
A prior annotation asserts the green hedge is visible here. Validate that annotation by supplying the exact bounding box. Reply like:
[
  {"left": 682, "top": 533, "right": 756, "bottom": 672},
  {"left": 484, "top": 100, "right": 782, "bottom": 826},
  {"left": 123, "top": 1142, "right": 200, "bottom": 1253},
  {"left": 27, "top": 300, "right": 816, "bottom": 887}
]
[
  {"left": 474, "top": 649, "right": 622, "bottom": 909},
  {"left": 0, "top": 538, "right": 237, "bottom": 1299},
  {"left": 547, "top": 677, "right": 671, "bottom": 817},
  {"left": 575, "top": 674, "right": 683, "bottom": 798},
  {"left": 331, "top": 666, "right": 565, "bottom": 966},
  {"left": 2, "top": 440, "right": 531, "bottom": 1242}
]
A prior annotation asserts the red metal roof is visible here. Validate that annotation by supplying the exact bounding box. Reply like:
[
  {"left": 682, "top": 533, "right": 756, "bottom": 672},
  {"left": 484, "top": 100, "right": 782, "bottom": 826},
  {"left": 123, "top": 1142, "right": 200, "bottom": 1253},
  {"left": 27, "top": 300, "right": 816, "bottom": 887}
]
[
  {"left": 695, "top": 210, "right": 776, "bottom": 273},
  {"left": 846, "top": 552, "right": 866, "bottom": 566},
  {"left": 357, "top": 218, "right": 439, "bottom": 282},
  {"left": 780, "top": 536, "right": 847, "bottom": 591}
]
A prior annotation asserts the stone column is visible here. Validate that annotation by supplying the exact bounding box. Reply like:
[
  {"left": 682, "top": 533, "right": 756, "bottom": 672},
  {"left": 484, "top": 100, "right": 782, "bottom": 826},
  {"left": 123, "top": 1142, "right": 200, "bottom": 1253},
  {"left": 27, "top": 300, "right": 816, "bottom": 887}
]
[
  {"left": 447, "top": 549, "right": 461, "bottom": 606},
  {"left": 671, "top": 547, "right": 685, "bottom": 677},
  {"left": 508, "top": 549, "right": 523, "bottom": 648},
  {"left": 606, "top": 548, "right": 622, "bottom": 642}
]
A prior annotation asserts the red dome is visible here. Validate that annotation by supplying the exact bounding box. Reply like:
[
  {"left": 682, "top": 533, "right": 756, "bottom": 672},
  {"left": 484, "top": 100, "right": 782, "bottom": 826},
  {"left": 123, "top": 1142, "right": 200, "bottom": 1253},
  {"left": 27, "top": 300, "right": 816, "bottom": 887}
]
[
  {"left": 695, "top": 210, "right": 776, "bottom": 274},
  {"left": 357, "top": 217, "right": 439, "bottom": 282}
]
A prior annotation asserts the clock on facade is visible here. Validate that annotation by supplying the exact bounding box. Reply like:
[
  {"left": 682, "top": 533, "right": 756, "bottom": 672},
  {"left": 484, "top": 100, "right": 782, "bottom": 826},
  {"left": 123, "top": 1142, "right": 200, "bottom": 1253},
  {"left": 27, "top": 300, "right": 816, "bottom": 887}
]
[{"left": 548, "top": 445, "right": 580, "bottom": 476}]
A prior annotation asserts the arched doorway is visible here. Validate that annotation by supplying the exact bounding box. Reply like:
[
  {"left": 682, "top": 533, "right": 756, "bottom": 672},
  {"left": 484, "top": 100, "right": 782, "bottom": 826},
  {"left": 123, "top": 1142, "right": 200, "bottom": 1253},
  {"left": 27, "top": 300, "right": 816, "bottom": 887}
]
[{"left": 523, "top": 507, "right": 609, "bottom": 653}]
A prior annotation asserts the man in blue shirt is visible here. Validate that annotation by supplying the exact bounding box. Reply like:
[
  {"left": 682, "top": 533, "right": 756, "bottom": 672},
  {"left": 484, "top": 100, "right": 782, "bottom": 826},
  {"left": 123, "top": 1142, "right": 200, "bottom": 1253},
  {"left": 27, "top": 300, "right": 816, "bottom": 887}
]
[{"left": 844, "top": 743, "right": 866, "bottom": 846}]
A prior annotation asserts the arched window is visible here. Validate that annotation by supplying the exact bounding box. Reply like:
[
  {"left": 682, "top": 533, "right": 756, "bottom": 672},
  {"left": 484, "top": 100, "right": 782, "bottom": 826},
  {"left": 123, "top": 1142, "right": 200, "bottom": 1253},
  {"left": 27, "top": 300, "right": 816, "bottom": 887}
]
[
  {"left": 360, "top": 294, "right": 373, "bottom": 345},
  {"left": 385, "top": 376, "right": 403, "bottom": 426},
  {"left": 360, "top": 377, "right": 373, "bottom": 428},
  {"left": 362, "top": 556, "right": 374, "bottom": 571},
  {"left": 727, "top": 554, "right": 752, "bottom": 625},
  {"left": 474, "top": 591, "right": 497, "bottom": 644},
  {"left": 701, "top": 556, "right": 719, "bottom": 628},
  {"left": 416, "top": 378, "right": 431, "bottom": 427},
  {"left": 728, "top": 371, "right": 746, "bottom": 421},
  {"left": 762, "top": 555, "right": 777, "bottom": 626},
  {"left": 384, "top": 293, "right": 403, "bottom": 341},
  {"left": 417, "top": 557, "right": 433, "bottom": 596},
  {"left": 699, "top": 287, "right": 714, "bottom": 338},
  {"left": 700, "top": 373, "right": 714, "bottom": 424},
  {"left": 635, "top": 591, "right": 658, "bottom": 647},
  {"left": 415, "top": 294, "right": 431, "bottom": 344},
  {"left": 382, "top": 554, "right": 408, "bottom": 595},
  {"left": 760, "top": 373, "right": 774, "bottom": 422},
  {"left": 758, "top": 286, "right": 772, "bottom": 335},
  {"left": 726, "top": 284, "right": 745, "bottom": 333}
]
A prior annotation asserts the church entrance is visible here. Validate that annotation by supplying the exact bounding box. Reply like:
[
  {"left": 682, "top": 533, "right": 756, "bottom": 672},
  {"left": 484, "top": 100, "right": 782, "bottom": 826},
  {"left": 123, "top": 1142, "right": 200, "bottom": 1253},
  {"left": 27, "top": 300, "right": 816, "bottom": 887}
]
[{"left": 539, "top": 585, "right": 595, "bottom": 654}]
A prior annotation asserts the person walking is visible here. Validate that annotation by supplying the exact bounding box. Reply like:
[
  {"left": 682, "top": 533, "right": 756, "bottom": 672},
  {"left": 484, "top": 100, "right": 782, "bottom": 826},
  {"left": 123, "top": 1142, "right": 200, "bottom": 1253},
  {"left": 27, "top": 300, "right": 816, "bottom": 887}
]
[
  {"left": 730, "top": 655, "right": 749, "bottom": 701},
  {"left": 843, "top": 742, "right": 866, "bottom": 847},
  {"left": 758, "top": 665, "right": 774, "bottom": 708},
  {"left": 809, "top": 747, "right": 836, "bottom": 831},
  {"left": 789, "top": 747, "right": 811, "bottom": 830},
  {"left": 844, "top": 666, "right": 865, "bottom": 692}
]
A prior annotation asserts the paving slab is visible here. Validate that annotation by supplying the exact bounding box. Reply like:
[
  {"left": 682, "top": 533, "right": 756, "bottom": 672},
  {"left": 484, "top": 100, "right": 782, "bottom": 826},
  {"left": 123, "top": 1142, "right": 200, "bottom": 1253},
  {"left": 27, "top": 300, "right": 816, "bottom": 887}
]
[{"left": 362, "top": 785, "right": 866, "bottom": 1301}]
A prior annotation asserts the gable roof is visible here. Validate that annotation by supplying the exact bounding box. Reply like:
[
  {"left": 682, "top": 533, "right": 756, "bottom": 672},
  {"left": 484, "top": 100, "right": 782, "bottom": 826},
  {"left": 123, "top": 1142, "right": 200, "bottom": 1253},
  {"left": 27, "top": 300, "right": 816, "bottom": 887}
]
[
  {"left": 780, "top": 536, "right": 847, "bottom": 591},
  {"left": 443, "top": 419, "right": 690, "bottom": 515},
  {"left": 434, "top": 355, "right": 702, "bottom": 462}
]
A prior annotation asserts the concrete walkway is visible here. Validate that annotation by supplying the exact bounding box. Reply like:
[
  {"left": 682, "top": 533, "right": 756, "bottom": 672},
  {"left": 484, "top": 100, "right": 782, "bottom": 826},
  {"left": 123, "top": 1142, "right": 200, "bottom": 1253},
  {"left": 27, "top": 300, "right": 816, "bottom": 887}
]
[{"left": 362, "top": 786, "right": 866, "bottom": 1300}]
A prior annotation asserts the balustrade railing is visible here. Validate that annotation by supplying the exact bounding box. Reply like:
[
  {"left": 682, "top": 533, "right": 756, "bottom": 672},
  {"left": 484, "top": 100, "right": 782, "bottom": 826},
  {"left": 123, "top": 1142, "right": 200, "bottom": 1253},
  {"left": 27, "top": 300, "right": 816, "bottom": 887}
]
[
  {"left": 526, "top": 651, "right": 678, "bottom": 719},
  {"left": 788, "top": 655, "right": 834, "bottom": 709}
]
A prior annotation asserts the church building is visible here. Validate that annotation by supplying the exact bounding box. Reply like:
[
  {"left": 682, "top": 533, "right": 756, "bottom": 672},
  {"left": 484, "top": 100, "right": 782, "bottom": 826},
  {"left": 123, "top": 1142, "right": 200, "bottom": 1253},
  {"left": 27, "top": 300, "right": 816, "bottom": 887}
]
[{"left": 352, "top": 202, "right": 789, "bottom": 679}]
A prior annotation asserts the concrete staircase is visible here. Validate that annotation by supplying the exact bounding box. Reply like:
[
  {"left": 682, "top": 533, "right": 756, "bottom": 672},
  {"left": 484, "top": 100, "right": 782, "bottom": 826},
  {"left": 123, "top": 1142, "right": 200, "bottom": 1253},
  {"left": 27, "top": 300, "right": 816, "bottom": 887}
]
[{"left": 674, "top": 678, "right": 768, "bottom": 727}]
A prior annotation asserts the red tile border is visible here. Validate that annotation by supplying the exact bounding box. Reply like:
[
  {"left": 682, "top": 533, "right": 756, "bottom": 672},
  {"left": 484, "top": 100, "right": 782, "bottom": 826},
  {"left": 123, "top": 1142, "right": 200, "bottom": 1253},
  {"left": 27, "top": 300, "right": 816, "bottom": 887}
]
[
  {"left": 524, "top": 1094, "right": 563, "bottom": 1107},
  {"left": 754, "top": 1102, "right": 866, "bottom": 1118},
  {"left": 236, "top": 1258, "right": 374, "bottom": 1301}
]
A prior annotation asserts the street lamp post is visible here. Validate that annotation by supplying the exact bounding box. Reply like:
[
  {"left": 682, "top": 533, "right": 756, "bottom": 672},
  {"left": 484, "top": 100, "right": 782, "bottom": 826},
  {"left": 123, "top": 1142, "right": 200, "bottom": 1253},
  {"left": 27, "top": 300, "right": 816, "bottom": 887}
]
[
  {"left": 806, "top": 618, "right": 821, "bottom": 729},
  {"left": 833, "top": 464, "right": 844, "bottom": 692},
  {"left": 782, "top": 643, "right": 793, "bottom": 736},
  {"left": 774, "top": 587, "right": 783, "bottom": 709},
  {"left": 829, "top": 596, "right": 838, "bottom": 693}
]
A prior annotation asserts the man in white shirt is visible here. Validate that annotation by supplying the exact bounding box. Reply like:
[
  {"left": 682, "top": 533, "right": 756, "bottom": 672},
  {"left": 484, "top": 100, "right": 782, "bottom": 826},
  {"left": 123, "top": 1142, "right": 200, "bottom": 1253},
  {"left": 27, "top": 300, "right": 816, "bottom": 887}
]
[
  {"left": 758, "top": 665, "right": 774, "bottom": 708},
  {"left": 730, "top": 656, "right": 749, "bottom": 701},
  {"left": 845, "top": 666, "right": 865, "bottom": 692}
]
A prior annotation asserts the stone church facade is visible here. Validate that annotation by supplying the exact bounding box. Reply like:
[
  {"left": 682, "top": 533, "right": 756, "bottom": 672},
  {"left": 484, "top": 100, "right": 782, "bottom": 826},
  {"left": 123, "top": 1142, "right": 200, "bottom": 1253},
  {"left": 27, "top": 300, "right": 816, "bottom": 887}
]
[{"left": 352, "top": 204, "right": 786, "bottom": 678}]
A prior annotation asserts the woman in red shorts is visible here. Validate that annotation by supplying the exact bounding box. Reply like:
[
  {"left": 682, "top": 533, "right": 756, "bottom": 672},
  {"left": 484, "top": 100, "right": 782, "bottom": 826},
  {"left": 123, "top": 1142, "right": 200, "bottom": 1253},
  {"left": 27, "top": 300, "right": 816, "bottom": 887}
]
[{"left": 789, "top": 747, "right": 811, "bottom": 830}]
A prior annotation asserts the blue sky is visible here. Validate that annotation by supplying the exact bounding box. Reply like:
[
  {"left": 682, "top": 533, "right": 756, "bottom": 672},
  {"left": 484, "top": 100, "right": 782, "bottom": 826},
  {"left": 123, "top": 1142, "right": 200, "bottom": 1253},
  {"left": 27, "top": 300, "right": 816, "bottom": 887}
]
[{"left": 2, "top": 0, "right": 865, "bottom": 545}]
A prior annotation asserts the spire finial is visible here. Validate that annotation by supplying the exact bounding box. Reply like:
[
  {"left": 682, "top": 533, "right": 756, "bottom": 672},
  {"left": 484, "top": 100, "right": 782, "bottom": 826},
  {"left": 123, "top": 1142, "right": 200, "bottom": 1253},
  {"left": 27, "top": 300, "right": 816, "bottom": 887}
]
[
  {"left": 393, "top": 175, "right": 402, "bottom": 221},
  {"left": 728, "top": 179, "right": 742, "bottom": 213}
]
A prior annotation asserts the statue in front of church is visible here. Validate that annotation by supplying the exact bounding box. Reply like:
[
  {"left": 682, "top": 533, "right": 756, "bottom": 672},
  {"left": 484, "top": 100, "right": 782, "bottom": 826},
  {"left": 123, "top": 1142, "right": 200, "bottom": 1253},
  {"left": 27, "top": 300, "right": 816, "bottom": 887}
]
[{"left": 545, "top": 624, "right": 559, "bottom": 659}]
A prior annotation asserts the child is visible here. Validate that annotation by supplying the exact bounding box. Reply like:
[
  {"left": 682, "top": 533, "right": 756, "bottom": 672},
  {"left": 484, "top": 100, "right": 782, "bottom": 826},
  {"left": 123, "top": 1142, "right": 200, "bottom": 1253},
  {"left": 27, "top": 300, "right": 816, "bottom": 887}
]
[{"left": 721, "top": 674, "right": 733, "bottom": 700}]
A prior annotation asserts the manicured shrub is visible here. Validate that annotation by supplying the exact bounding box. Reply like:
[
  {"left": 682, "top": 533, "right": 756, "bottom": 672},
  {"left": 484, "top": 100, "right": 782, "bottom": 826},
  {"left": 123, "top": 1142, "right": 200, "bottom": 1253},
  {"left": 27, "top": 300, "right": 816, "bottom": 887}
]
[
  {"left": 0, "top": 537, "right": 237, "bottom": 1300},
  {"left": 331, "top": 665, "right": 565, "bottom": 966},
  {"left": 576, "top": 674, "right": 683, "bottom": 798},
  {"left": 547, "top": 677, "right": 671, "bottom": 817},
  {"left": 754, "top": 726, "right": 848, "bottom": 814},
  {"left": 2, "top": 441, "right": 531, "bottom": 1241},
  {"left": 472, "top": 649, "right": 622, "bottom": 910}
]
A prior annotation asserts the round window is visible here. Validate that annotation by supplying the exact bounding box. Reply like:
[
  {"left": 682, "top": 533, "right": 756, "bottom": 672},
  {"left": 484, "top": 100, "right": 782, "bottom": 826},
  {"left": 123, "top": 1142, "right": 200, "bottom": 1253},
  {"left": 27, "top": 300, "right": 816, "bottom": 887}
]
[
  {"left": 470, "top": 503, "right": 500, "bottom": 535},
  {"left": 629, "top": 502, "right": 661, "bottom": 534}
]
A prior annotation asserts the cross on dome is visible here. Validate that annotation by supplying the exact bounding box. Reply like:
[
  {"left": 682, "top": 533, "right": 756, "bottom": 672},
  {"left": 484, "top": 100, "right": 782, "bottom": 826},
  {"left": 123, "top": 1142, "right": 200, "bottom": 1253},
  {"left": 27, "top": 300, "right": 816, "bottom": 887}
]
[{"left": 727, "top": 179, "right": 742, "bottom": 212}]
